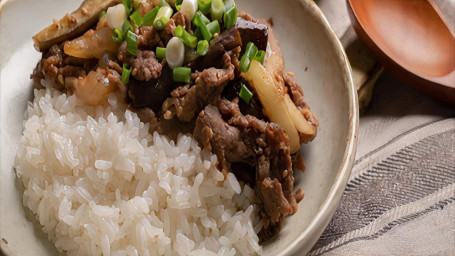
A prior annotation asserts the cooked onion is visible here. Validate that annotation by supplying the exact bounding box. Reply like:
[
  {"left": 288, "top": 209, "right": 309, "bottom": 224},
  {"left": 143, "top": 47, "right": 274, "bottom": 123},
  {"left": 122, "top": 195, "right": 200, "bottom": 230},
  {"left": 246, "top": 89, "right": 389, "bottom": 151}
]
[
  {"left": 64, "top": 28, "right": 119, "bottom": 58},
  {"left": 242, "top": 60, "right": 300, "bottom": 153}
]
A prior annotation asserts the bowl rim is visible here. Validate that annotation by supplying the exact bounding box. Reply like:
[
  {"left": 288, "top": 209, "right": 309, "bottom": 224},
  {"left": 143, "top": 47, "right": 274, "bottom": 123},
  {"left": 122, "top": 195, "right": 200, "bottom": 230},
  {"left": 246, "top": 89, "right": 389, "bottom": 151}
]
[
  {"left": 0, "top": 0, "right": 358, "bottom": 255},
  {"left": 280, "top": 0, "right": 358, "bottom": 255}
]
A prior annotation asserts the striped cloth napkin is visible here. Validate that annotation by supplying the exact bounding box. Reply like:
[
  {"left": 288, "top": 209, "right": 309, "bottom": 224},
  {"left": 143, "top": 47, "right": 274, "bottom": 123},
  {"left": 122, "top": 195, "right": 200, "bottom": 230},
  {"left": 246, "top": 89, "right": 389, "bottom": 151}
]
[{"left": 310, "top": 1, "right": 455, "bottom": 255}]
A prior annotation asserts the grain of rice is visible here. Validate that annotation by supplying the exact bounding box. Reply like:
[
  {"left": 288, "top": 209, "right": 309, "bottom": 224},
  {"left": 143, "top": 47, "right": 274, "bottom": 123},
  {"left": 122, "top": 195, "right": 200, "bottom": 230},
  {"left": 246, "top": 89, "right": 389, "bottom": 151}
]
[{"left": 15, "top": 88, "right": 262, "bottom": 255}]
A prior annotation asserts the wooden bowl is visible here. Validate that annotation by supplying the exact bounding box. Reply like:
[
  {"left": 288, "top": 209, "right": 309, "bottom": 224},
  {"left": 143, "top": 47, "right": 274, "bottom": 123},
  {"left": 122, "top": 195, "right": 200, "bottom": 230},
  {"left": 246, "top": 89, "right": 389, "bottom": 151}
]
[{"left": 347, "top": 0, "right": 455, "bottom": 104}]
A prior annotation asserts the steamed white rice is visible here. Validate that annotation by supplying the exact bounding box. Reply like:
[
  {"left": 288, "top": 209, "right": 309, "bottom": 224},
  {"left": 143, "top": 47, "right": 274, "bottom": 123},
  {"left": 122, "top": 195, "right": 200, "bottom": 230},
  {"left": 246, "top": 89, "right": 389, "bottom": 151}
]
[{"left": 14, "top": 88, "right": 262, "bottom": 256}]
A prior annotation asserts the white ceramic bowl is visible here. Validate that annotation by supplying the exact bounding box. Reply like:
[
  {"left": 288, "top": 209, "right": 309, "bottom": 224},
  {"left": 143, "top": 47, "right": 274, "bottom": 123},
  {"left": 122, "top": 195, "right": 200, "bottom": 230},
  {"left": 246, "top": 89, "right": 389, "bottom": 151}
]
[{"left": 0, "top": 0, "right": 358, "bottom": 255}]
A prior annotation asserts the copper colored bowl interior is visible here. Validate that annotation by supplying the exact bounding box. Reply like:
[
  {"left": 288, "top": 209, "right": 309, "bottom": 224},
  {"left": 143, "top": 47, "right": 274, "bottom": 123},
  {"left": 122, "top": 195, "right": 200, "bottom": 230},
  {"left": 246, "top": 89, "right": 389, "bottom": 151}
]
[{"left": 348, "top": 0, "right": 455, "bottom": 103}]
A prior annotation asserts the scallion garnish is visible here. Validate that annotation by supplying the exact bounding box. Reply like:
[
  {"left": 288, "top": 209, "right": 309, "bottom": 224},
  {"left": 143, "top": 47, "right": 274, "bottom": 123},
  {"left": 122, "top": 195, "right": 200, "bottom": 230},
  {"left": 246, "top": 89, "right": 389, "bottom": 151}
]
[
  {"left": 207, "top": 20, "right": 220, "bottom": 36},
  {"left": 158, "top": 0, "right": 171, "bottom": 7},
  {"left": 143, "top": 6, "right": 160, "bottom": 26},
  {"left": 122, "top": 19, "right": 133, "bottom": 35},
  {"left": 99, "top": 10, "right": 106, "bottom": 21},
  {"left": 240, "top": 42, "right": 258, "bottom": 72},
  {"left": 211, "top": 0, "right": 224, "bottom": 22},
  {"left": 239, "top": 54, "right": 251, "bottom": 73},
  {"left": 194, "top": 27, "right": 204, "bottom": 41},
  {"left": 198, "top": 0, "right": 212, "bottom": 14},
  {"left": 122, "top": 0, "right": 133, "bottom": 15},
  {"left": 173, "top": 25, "right": 198, "bottom": 48},
  {"left": 224, "top": 0, "right": 235, "bottom": 11},
  {"left": 197, "top": 40, "right": 209, "bottom": 56},
  {"left": 130, "top": 10, "right": 143, "bottom": 27},
  {"left": 253, "top": 50, "right": 266, "bottom": 64},
  {"left": 112, "top": 28, "right": 124, "bottom": 44},
  {"left": 173, "top": 67, "right": 192, "bottom": 83},
  {"left": 223, "top": 6, "right": 237, "bottom": 29},
  {"left": 156, "top": 47, "right": 166, "bottom": 59},
  {"left": 176, "top": 0, "right": 183, "bottom": 4},
  {"left": 121, "top": 63, "right": 132, "bottom": 84},
  {"left": 154, "top": 6, "right": 173, "bottom": 30},
  {"left": 126, "top": 30, "right": 138, "bottom": 56},
  {"left": 239, "top": 83, "right": 253, "bottom": 104},
  {"left": 193, "top": 12, "right": 212, "bottom": 41},
  {"left": 174, "top": 25, "right": 184, "bottom": 37},
  {"left": 182, "top": 31, "right": 198, "bottom": 49}
]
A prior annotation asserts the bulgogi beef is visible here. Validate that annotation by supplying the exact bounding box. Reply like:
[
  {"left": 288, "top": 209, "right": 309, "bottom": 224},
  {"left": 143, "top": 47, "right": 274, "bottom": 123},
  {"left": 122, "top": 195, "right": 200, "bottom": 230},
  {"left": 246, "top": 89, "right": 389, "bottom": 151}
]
[{"left": 30, "top": 0, "right": 318, "bottom": 240}]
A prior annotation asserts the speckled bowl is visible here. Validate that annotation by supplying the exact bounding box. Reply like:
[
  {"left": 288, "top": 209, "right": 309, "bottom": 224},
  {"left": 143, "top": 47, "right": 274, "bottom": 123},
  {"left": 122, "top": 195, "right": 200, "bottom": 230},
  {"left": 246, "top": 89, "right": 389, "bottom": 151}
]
[{"left": 0, "top": 0, "right": 358, "bottom": 255}]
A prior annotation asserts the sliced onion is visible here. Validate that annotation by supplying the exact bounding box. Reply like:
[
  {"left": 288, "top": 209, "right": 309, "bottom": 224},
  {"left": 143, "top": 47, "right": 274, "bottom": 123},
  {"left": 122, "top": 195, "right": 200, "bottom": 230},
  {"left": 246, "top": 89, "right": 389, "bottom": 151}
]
[
  {"left": 166, "top": 37, "right": 185, "bottom": 68},
  {"left": 242, "top": 60, "right": 300, "bottom": 153},
  {"left": 180, "top": 0, "right": 198, "bottom": 21},
  {"left": 106, "top": 4, "right": 126, "bottom": 30}
]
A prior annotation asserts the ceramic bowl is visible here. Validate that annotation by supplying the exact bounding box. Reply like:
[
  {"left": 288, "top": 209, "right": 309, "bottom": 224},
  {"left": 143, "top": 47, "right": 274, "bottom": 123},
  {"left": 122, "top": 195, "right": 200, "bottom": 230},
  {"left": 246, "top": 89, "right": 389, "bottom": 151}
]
[
  {"left": 0, "top": 0, "right": 358, "bottom": 255},
  {"left": 347, "top": 0, "right": 455, "bottom": 104}
]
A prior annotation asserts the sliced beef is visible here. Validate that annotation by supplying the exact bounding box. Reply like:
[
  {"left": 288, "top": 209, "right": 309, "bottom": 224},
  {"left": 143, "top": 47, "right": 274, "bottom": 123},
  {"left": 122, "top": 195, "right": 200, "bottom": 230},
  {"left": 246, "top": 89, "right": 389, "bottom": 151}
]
[
  {"left": 284, "top": 72, "right": 319, "bottom": 129},
  {"left": 137, "top": 25, "right": 160, "bottom": 49},
  {"left": 164, "top": 12, "right": 186, "bottom": 36},
  {"left": 131, "top": 50, "right": 162, "bottom": 81},
  {"left": 194, "top": 99, "right": 299, "bottom": 239},
  {"left": 118, "top": 42, "right": 163, "bottom": 82},
  {"left": 169, "top": 52, "right": 235, "bottom": 122}
]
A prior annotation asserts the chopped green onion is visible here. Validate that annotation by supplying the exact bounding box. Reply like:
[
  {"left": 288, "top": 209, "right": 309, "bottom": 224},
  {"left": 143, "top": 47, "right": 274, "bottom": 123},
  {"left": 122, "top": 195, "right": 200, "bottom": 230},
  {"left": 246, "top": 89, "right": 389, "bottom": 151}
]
[
  {"left": 176, "top": 4, "right": 181, "bottom": 11},
  {"left": 194, "top": 12, "right": 212, "bottom": 41},
  {"left": 121, "top": 63, "right": 132, "bottom": 84},
  {"left": 158, "top": 0, "right": 170, "bottom": 7},
  {"left": 240, "top": 42, "right": 258, "bottom": 72},
  {"left": 198, "top": 0, "right": 212, "bottom": 14},
  {"left": 154, "top": 6, "right": 173, "bottom": 30},
  {"left": 193, "top": 11, "right": 210, "bottom": 26},
  {"left": 174, "top": 25, "right": 197, "bottom": 48},
  {"left": 98, "top": 10, "right": 106, "bottom": 21},
  {"left": 122, "top": 19, "right": 133, "bottom": 35},
  {"left": 112, "top": 28, "right": 124, "bottom": 44},
  {"left": 130, "top": 10, "right": 143, "bottom": 27},
  {"left": 126, "top": 30, "right": 138, "bottom": 56},
  {"left": 194, "top": 27, "right": 204, "bottom": 41},
  {"left": 223, "top": 6, "right": 237, "bottom": 29},
  {"left": 253, "top": 50, "right": 266, "bottom": 64},
  {"left": 197, "top": 40, "right": 209, "bottom": 56},
  {"left": 244, "top": 42, "right": 258, "bottom": 59},
  {"left": 207, "top": 20, "right": 220, "bottom": 36},
  {"left": 122, "top": 0, "right": 133, "bottom": 15},
  {"left": 173, "top": 67, "right": 192, "bottom": 83},
  {"left": 176, "top": 0, "right": 183, "bottom": 4},
  {"left": 182, "top": 31, "right": 198, "bottom": 48},
  {"left": 211, "top": 0, "right": 224, "bottom": 22},
  {"left": 174, "top": 25, "right": 184, "bottom": 37},
  {"left": 143, "top": 6, "right": 160, "bottom": 26},
  {"left": 224, "top": 0, "right": 235, "bottom": 11},
  {"left": 239, "top": 54, "right": 251, "bottom": 73},
  {"left": 156, "top": 47, "right": 166, "bottom": 59},
  {"left": 239, "top": 83, "right": 253, "bottom": 104}
]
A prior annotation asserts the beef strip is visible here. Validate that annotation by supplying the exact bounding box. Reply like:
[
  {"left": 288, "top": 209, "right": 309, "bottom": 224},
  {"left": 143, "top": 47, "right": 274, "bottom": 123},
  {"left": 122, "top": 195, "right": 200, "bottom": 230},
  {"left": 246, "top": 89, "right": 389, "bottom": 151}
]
[
  {"left": 118, "top": 42, "right": 162, "bottom": 81},
  {"left": 194, "top": 99, "right": 299, "bottom": 239},
  {"left": 169, "top": 52, "right": 235, "bottom": 122},
  {"left": 284, "top": 72, "right": 319, "bottom": 133},
  {"left": 137, "top": 25, "right": 161, "bottom": 49},
  {"left": 164, "top": 12, "right": 186, "bottom": 36}
]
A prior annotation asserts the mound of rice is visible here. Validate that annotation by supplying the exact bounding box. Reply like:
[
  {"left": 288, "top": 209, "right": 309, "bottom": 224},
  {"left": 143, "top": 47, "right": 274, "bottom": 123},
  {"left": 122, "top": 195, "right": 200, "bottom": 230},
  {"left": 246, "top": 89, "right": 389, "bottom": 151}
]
[{"left": 14, "top": 88, "right": 262, "bottom": 256}]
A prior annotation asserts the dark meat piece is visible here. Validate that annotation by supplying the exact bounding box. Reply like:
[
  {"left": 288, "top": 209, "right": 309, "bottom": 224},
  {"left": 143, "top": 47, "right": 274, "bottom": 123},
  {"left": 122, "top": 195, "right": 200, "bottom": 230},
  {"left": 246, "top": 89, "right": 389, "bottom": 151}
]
[
  {"left": 127, "top": 65, "right": 175, "bottom": 113},
  {"left": 194, "top": 99, "right": 299, "bottom": 239},
  {"left": 188, "top": 27, "right": 242, "bottom": 71},
  {"left": 59, "top": 65, "right": 86, "bottom": 78},
  {"left": 138, "top": 26, "right": 160, "bottom": 49},
  {"left": 164, "top": 12, "right": 186, "bottom": 36},
  {"left": 221, "top": 78, "right": 265, "bottom": 119},
  {"left": 235, "top": 17, "right": 268, "bottom": 52},
  {"left": 169, "top": 52, "right": 235, "bottom": 122}
]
